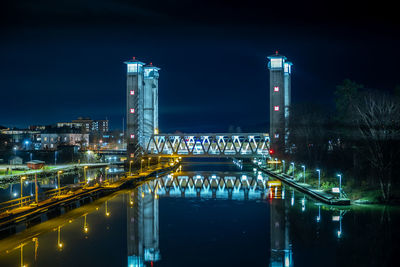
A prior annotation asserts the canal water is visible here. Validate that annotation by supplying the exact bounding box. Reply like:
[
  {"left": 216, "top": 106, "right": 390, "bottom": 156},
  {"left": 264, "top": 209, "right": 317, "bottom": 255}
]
[{"left": 0, "top": 161, "right": 398, "bottom": 267}]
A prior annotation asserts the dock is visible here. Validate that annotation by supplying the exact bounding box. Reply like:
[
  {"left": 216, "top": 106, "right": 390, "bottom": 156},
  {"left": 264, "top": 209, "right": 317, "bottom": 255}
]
[
  {"left": 0, "top": 163, "right": 180, "bottom": 238},
  {"left": 255, "top": 165, "right": 351, "bottom": 205}
]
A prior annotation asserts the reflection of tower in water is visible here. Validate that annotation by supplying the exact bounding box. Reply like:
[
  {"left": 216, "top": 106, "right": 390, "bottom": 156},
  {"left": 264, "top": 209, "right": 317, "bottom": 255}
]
[
  {"left": 270, "top": 188, "right": 293, "bottom": 267},
  {"left": 127, "top": 181, "right": 160, "bottom": 267}
]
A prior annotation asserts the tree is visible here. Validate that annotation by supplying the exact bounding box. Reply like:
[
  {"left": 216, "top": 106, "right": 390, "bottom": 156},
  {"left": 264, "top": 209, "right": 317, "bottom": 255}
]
[
  {"left": 334, "top": 79, "right": 363, "bottom": 122},
  {"left": 288, "top": 103, "right": 330, "bottom": 165},
  {"left": 352, "top": 91, "right": 400, "bottom": 201}
]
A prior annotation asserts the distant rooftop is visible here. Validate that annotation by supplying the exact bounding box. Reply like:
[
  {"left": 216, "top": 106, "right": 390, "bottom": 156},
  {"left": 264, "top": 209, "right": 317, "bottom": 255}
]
[
  {"left": 144, "top": 62, "right": 160, "bottom": 70},
  {"left": 267, "top": 51, "right": 287, "bottom": 60},
  {"left": 124, "top": 56, "right": 145, "bottom": 65}
]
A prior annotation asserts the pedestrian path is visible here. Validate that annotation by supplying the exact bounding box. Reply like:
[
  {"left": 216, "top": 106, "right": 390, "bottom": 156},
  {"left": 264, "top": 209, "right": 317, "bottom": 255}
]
[{"left": 256, "top": 165, "right": 350, "bottom": 205}]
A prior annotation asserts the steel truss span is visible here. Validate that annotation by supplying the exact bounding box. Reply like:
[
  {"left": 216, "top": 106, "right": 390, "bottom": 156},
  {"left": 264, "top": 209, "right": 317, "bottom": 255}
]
[{"left": 145, "top": 133, "right": 270, "bottom": 157}]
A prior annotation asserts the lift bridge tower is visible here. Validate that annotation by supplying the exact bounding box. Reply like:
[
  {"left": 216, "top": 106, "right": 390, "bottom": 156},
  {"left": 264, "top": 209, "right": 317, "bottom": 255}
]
[
  {"left": 125, "top": 57, "right": 160, "bottom": 162},
  {"left": 268, "top": 52, "right": 292, "bottom": 154}
]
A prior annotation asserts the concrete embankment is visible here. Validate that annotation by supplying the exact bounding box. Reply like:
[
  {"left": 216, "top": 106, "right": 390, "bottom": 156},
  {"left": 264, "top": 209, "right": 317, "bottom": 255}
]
[
  {"left": 255, "top": 165, "right": 350, "bottom": 206},
  {"left": 0, "top": 163, "right": 179, "bottom": 238}
]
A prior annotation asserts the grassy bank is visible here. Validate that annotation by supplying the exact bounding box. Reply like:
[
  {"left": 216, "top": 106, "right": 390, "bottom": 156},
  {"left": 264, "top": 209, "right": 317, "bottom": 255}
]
[{"left": 269, "top": 164, "right": 395, "bottom": 204}]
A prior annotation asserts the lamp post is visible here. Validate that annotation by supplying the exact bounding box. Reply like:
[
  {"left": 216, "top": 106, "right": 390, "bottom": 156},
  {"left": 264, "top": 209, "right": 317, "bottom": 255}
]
[
  {"left": 140, "top": 159, "right": 144, "bottom": 173},
  {"left": 105, "top": 167, "right": 109, "bottom": 183},
  {"left": 291, "top": 163, "right": 295, "bottom": 179},
  {"left": 316, "top": 169, "right": 321, "bottom": 190},
  {"left": 20, "top": 176, "right": 26, "bottom": 207},
  {"left": 148, "top": 157, "right": 151, "bottom": 168},
  {"left": 34, "top": 173, "right": 38, "bottom": 204},
  {"left": 57, "top": 171, "right": 63, "bottom": 196},
  {"left": 301, "top": 165, "right": 306, "bottom": 183},
  {"left": 282, "top": 160, "right": 285, "bottom": 174},
  {"left": 129, "top": 160, "right": 133, "bottom": 175},
  {"left": 84, "top": 166, "right": 88, "bottom": 185},
  {"left": 158, "top": 156, "right": 161, "bottom": 165},
  {"left": 337, "top": 174, "right": 342, "bottom": 198}
]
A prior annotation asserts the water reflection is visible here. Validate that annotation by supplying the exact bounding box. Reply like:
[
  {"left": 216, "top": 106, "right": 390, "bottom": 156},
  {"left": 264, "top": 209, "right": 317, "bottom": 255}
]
[
  {"left": 127, "top": 183, "right": 160, "bottom": 267},
  {"left": 0, "top": 166, "right": 397, "bottom": 267},
  {"left": 270, "top": 190, "right": 292, "bottom": 267}
]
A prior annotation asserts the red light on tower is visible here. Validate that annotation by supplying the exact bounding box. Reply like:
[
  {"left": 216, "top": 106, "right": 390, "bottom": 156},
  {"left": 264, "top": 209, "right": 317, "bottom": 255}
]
[{"left": 269, "top": 149, "right": 274, "bottom": 155}]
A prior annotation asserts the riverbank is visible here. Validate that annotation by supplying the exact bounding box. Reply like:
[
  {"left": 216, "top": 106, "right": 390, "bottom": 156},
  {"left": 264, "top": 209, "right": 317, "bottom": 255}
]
[
  {"left": 0, "top": 163, "right": 120, "bottom": 186},
  {"left": 254, "top": 164, "right": 350, "bottom": 205},
  {"left": 264, "top": 161, "right": 400, "bottom": 205},
  {"left": 0, "top": 162, "right": 180, "bottom": 238}
]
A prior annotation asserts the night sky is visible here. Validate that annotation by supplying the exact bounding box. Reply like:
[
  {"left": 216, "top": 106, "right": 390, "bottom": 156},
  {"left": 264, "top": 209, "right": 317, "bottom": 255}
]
[{"left": 1, "top": 0, "right": 399, "bottom": 132}]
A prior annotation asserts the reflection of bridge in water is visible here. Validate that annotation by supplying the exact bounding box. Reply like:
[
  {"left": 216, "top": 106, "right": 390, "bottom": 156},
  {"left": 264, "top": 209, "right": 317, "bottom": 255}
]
[
  {"left": 152, "top": 171, "right": 282, "bottom": 200},
  {"left": 129, "top": 174, "right": 293, "bottom": 267}
]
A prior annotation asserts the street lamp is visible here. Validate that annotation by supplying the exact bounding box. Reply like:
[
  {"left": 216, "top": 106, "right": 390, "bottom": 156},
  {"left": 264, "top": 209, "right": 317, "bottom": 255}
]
[
  {"left": 158, "top": 156, "right": 161, "bottom": 164},
  {"left": 337, "top": 174, "right": 342, "bottom": 198},
  {"left": 57, "top": 171, "right": 63, "bottom": 196},
  {"left": 282, "top": 160, "right": 285, "bottom": 174},
  {"left": 105, "top": 167, "right": 109, "bottom": 183},
  {"left": 316, "top": 169, "right": 321, "bottom": 190},
  {"left": 301, "top": 165, "right": 306, "bottom": 183},
  {"left": 129, "top": 160, "right": 133, "bottom": 175},
  {"left": 140, "top": 159, "right": 144, "bottom": 173},
  {"left": 274, "top": 158, "right": 278, "bottom": 170},
  {"left": 291, "top": 163, "right": 295, "bottom": 179},
  {"left": 34, "top": 173, "right": 38, "bottom": 203},
  {"left": 84, "top": 166, "right": 88, "bottom": 184},
  {"left": 20, "top": 176, "right": 26, "bottom": 207},
  {"left": 148, "top": 157, "right": 151, "bottom": 168}
]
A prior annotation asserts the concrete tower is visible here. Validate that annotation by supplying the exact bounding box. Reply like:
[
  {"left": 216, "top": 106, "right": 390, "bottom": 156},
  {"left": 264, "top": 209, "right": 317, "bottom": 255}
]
[
  {"left": 143, "top": 63, "right": 160, "bottom": 142},
  {"left": 267, "top": 52, "right": 292, "bottom": 153},
  {"left": 125, "top": 57, "right": 146, "bottom": 160}
]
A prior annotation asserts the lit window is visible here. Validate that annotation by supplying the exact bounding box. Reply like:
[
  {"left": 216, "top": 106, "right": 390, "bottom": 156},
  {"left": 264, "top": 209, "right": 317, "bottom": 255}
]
[
  {"left": 144, "top": 68, "right": 152, "bottom": 77},
  {"left": 271, "top": 58, "right": 282, "bottom": 68},
  {"left": 127, "top": 64, "right": 142, "bottom": 73},
  {"left": 284, "top": 62, "right": 291, "bottom": 73},
  {"left": 130, "top": 134, "right": 135, "bottom": 139},
  {"left": 274, "top": 106, "right": 279, "bottom": 111},
  {"left": 130, "top": 108, "right": 135, "bottom": 113},
  {"left": 130, "top": 90, "right": 135, "bottom": 95},
  {"left": 275, "top": 133, "right": 279, "bottom": 138},
  {"left": 274, "top": 86, "right": 279, "bottom": 92}
]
